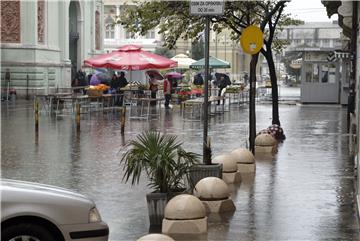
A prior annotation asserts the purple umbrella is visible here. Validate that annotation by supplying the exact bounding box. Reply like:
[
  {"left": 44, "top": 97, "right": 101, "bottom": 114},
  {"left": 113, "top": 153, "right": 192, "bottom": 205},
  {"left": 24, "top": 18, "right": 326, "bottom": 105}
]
[
  {"left": 164, "top": 71, "right": 183, "bottom": 79},
  {"left": 90, "top": 74, "right": 101, "bottom": 85}
]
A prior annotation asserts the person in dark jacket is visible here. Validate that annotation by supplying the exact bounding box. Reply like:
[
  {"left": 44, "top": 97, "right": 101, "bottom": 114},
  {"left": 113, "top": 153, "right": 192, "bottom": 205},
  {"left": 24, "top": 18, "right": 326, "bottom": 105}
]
[
  {"left": 193, "top": 73, "right": 204, "bottom": 86},
  {"left": 72, "top": 69, "right": 87, "bottom": 93},
  {"left": 217, "top": 75, "right": 231, "bottom": 105},
  {"left": 118, "top": 72, "right": 128, "bottom": 88},
  {"left": 110, "top": 72, "right": 128, "bottom": 106}
]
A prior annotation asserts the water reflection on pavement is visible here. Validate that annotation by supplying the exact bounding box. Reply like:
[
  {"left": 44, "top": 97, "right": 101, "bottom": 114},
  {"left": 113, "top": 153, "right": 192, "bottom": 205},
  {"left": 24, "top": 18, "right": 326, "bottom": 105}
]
[{"left": 1, "top": 101, "right": 359, "bottom": 240}]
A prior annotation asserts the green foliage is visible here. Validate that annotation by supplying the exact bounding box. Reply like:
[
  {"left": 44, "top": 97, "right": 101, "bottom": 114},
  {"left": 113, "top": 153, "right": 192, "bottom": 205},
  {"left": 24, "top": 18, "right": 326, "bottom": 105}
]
[
  {"left": 191, "top": 38, "right": 204, "bottom": 60},
  {"left": 118, "top": 0, "right": 302, "bottom": 126},
  {"left": 119, "top": 1, "right": 301, "bottom": 53},
  {"left": 120, "top": 131, "right": 200, "bottom": 193},
  {"left": 154, "top": 47, "right": 175, "bottom": 58}
]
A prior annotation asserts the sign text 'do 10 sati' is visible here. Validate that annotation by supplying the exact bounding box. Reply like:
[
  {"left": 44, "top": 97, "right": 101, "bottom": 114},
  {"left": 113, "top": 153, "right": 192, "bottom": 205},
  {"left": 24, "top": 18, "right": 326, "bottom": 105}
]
[{"left": 190, "top": 0, "right": 224, "bottom": 16}]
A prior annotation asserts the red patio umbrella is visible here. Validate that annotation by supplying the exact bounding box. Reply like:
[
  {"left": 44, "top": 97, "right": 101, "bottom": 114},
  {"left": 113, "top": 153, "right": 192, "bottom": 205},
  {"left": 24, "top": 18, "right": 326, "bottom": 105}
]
[{"left": 84, "top": 44, "right": 177, "bottom": 70}]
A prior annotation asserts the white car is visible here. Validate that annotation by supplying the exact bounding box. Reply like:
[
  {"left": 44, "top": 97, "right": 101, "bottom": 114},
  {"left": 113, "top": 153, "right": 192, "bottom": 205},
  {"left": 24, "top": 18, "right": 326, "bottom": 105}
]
[{"left": 1, "top": 179, "right": 109, "bottom": 241}]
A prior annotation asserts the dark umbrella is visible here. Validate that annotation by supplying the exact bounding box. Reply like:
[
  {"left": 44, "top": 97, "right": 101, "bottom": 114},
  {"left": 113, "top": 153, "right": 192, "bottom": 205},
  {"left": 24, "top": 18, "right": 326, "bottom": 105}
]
[
  {"left": 164, "top": 72, "right": 183, "bottom": 79},
  {"left": 214, "top": 72, "right": 231, "bottom": 86},
  {"left": 146, "top": 70, "right": 164, "bottom": 80}
]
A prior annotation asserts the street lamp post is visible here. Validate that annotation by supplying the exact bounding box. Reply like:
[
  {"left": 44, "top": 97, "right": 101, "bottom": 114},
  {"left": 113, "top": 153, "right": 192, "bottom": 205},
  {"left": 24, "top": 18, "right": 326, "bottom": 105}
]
[{"left": 203, "top": 16, "right": 210, "bottom": 164}]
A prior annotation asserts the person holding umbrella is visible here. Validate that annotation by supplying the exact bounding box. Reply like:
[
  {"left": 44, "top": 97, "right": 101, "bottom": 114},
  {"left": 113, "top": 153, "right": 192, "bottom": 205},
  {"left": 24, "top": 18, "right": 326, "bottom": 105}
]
[
  {"left": 217, "top": 75, "right": 231, "bottom": 105},
  {"left": 163, "top": 77, "right": 172, "bottom": 109},
  {"left": 149, "top": 73, "right": 158, "bottom": 106}
]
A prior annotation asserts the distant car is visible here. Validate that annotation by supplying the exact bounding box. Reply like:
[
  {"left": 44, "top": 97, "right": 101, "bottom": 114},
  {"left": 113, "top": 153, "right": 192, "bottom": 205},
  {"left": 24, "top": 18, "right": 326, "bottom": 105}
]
[{"left": 1, "top": 179, "right": 109, "bottom": 241}]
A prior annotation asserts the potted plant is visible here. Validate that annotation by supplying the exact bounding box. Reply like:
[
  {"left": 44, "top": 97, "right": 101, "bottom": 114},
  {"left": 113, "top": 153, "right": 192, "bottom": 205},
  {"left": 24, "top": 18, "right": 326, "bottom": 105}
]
[
  {"left": 189, "top": 137, "right": 223, "bottom": 186},
  {"left": 120, "top": 131, "right": 200, "bottom": 227}
]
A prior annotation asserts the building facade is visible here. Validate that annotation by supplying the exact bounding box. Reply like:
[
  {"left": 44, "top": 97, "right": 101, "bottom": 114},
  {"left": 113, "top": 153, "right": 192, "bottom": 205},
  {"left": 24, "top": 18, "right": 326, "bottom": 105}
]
[
  {"left": 0, "top": 0, "right": 104, "bottom": 96},
  {"left": 278, "top": 21, "right": 345, "bottom": 103},
  {"left": 103, "top": 0, "right": 162, "bottom": 53},
  {"left": 323, "top": 0, "right": 360, "bottom": 219}
]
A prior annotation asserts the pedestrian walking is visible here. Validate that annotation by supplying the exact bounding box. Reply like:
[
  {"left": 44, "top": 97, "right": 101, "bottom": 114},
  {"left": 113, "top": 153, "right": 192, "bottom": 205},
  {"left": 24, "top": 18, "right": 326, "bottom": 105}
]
[
  {"left": 217, "top": 75, "right": 231, "bottom": 105},
  {"left": 163, "top": 78, "right": 172, "bottom": 109},
  {"left": 149, "top": 74, "right": 158, "bottom": 106}
]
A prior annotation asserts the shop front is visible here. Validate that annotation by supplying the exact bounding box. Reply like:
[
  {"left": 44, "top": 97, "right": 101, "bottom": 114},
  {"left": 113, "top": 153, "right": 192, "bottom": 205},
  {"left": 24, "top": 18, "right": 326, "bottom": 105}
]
[{"left": 301, "top": 51, "right": 340, "bottom": 103}]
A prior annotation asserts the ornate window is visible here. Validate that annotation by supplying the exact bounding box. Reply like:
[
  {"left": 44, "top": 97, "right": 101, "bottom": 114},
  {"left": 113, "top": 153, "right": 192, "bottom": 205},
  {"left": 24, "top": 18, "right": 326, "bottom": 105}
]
[
  {"left": 145, "top": 29, "right": 155, "bottom": 39},
  {"left": 105, "top": 15, "right": 115, "bottom": 39},
  {"left": 1, "top": 0, "right": 21, "bottom": 43}
]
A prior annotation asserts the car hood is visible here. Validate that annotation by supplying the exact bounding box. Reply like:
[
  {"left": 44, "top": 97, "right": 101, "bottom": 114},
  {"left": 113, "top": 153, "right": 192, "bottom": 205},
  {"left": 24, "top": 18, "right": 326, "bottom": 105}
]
[
  {"left": 1, "top": 179, "right": 92, "bottom": 205},
  {"left": 1, "top": 179, "right": 95, "bottom": 224}
]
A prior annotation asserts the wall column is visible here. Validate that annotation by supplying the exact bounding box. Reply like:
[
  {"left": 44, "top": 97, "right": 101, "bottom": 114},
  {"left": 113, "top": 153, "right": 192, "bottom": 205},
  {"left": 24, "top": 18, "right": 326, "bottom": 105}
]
[
  {"left": 21, "top": 1, "right": 37, "bottom": 46},
  {"left": 115, "top": 5, "right": 120, "bottom": 40}
]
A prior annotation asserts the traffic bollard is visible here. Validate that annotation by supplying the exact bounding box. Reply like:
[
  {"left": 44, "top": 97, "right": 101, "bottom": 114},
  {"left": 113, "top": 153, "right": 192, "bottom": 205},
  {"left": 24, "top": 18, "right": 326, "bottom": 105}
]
[
  {"left": 120, "top": 106, "right": 126, "bottom": 134},
  {"left": 76, "top": 101, "right": 81, "bottom": 129}
]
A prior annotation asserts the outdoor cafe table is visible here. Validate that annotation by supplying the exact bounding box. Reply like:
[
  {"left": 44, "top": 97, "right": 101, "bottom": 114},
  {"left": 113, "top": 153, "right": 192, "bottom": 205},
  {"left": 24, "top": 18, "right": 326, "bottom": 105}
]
[
  {"left": 54, "top": 93, "right": 124, "bottom": 114},
  {"left": 34, "top": 92, "right": 73, "bottom": 114},
  {"left": 181, "top": 96, "right": 229, "bottom": 121},
  {"left": 88, "top": 93, "right": 124, "bottom": 112},
  {"left": 55, "top": 95, "right": 90, "bottom": 114},
  {"left": 128, "top": 97, "right": 164, "bottom": 120}
]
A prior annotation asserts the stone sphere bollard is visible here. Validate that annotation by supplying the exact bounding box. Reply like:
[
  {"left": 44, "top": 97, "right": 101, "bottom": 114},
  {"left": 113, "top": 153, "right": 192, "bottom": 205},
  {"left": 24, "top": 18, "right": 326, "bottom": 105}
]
[
  {"left": 193, "top": 177, "right": 236, "bottom": 213},
  {"left": 212, "top": 154, "right": 241, "bottom": 183},
  {"left": 255, "top": 133, "right": 277, "bottom": 154},
  {"left": 162, "top": 194, "right": 207, "bottom": 234},
  {"left": 231, "top": 148, "right": 256, "bottom": 173},
  {"left": 137, "top": 234, "right": 175, "bottom": 241}
]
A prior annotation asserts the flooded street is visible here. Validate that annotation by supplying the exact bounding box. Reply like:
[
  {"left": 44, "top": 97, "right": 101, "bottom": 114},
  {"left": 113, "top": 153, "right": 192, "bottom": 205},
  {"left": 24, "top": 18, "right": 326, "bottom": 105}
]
[{"left": 1, "top": 97, "right": 359, "bottom": 240}]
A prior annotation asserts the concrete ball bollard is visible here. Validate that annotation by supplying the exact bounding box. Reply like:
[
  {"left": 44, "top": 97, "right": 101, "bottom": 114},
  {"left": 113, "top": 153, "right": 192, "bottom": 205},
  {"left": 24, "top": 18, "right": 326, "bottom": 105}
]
[
  {"left": 212, "top": 154, "right": 241, "bottom": 184},
  {"left": 162, "top": 194, "right": 207, "bottom": 234},
  {"left": 194, "top": 177, "right": 236, "bottom": 213},
  {"left": 231, "top": 148, "right": 256, "bottom": 173},
  {"left": 255, "top": 133, "right": 277, "bottom": 154},
  {"left": 137, "top": 234, "right": 175, "bottom": 241}
]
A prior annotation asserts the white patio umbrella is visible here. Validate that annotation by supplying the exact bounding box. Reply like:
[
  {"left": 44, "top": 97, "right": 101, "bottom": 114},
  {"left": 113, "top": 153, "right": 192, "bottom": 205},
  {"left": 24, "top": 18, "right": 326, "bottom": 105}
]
[{"left": 171, "top": 54, "right": 196, "bottom": 69}]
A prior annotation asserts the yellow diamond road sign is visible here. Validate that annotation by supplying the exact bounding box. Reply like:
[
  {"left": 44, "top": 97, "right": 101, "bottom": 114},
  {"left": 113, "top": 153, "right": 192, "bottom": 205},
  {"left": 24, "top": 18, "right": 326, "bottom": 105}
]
[{"left": 240, "top": 25, "right": 264, "bottom": 55}]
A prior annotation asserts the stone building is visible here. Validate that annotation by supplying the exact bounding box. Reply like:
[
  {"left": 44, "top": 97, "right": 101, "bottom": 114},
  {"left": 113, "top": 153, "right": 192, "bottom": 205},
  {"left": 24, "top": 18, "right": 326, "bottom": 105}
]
[
  {"left": 103, "top": 0, "right": 162, "bottom": 52},
  {"left": 0, "top": 0, "right": 104, "bottom": 96}
]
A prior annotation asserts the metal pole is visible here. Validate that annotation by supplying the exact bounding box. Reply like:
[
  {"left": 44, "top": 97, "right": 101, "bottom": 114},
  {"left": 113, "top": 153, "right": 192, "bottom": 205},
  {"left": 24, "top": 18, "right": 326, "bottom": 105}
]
[
  {"left": 35, "top": 97, "right": 39, "bottom": 130},
  {"left": 203, "top": 16, "right": 210, "bottom": 164},
  {"left": 249, "top": 54, "right": 258, "bottom": 154}
]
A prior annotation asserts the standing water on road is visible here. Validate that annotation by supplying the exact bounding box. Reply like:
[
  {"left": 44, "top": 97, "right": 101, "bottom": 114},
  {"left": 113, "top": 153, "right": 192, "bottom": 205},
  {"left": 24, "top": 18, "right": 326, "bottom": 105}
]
[{"left": 1, "top": 100, "right": 359, "bottom": 240}]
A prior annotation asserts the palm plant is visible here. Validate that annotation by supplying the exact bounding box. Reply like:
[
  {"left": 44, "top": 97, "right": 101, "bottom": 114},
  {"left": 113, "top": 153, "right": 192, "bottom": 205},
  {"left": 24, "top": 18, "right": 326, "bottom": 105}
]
[{"left": 120, "top": 131, "right": 200, "bottom": 193}]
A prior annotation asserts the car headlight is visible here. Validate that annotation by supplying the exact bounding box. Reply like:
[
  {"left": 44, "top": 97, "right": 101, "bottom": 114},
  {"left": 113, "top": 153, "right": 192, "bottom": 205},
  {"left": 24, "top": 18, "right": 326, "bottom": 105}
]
[{"left": 89, "top": 207, "right": 102, "bottom": 223}]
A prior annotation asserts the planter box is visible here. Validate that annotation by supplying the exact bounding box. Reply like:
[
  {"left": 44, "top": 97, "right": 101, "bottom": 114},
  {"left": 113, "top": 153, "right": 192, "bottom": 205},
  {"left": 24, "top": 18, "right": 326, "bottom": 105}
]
[
  {"left": 189, "top": 163, "right": 223, "bottom": 187},
  {"left": 146, "top": 189, "right": 187, "bottom": 227},
  {"left": 146, "top": 192, "right": 167, "bottom": 227}
]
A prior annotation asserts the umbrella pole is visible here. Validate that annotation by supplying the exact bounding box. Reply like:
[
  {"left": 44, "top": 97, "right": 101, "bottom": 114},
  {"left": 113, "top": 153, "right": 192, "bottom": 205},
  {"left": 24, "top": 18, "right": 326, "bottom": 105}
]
[{"left": 203, "top": 16, "right": 210, "bottom": 165}]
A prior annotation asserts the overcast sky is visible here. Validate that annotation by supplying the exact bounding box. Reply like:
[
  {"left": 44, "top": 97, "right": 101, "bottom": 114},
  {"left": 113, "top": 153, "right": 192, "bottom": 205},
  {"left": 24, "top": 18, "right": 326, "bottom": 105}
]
[{"left": 284, "top": 0, "right": 338, "bottom": 22}]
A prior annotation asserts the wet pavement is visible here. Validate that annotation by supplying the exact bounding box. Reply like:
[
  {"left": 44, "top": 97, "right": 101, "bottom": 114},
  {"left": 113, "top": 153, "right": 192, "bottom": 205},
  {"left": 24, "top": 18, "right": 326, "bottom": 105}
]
[{"left": 1, "top": 93, "right": 359, "bottom": 240}]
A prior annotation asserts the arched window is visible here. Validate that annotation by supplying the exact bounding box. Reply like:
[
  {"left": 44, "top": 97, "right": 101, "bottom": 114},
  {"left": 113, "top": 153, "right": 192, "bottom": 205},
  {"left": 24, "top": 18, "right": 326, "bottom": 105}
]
[{"left": 105, "top": 15, "right": 115, "bottom": 39}]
